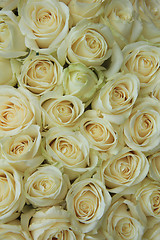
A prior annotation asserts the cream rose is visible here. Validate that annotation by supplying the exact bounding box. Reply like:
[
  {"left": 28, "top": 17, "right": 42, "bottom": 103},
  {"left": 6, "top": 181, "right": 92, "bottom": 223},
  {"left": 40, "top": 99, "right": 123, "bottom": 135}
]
[
  {"left": 29, "top": 206, "right": 81, "bottom": 240},
  {"left": 0, "top": 10, "right": 27, "bottom": 58},
  {"left": 100, "top": 0, "right": 142, "bottom": 49},
  {"left": 123, "top": 97, "right": 160, "bottom": 155},
  {"left": 41, "top": 92, "right": 84, "bottom": 128},
  {"left": 137, "top": 0, "right": 160, "bottom": 44},
  {"left": 0, "top": 220, "right": 32, "bottom": 240},
  {"left": 135, "top": 179, "right": 160, "bottom": 219},
  {"left": 92, "top": 72, "right": 140, "bottom": 124},
  {"left": 79, "top": 110, "right": 119, "bottom": 153},
  {"left": 121, "top": 41, "right": 160, "bottom": 93},
  {"left": 148, "top": 151, "right": 160, "bottom": 182},
  {"left": 68, "top": 0, "right": 105, "bottom": 25},
  {"left": 44, "top": 127, "right": 98, "bottom": 180},
  {"left": 24, "top": 164, "right": 69, "bottom": 207},
  {"left": 102, "top": 195, "right": 146, "bottom": 240},
  {"left": 100, "top": 147, "right": 149, "bottom": 193},
  {"left": 58, "top": 20, "right": 116, "bottom": 67},
  {"left": 0, "top": 86, "right": 39, "bottom": 137},
  {"left": 63, "top": 63, "right": 104, "bottom": 104},
  {"left": 66, "top": 178, "right": 111, "bottom": 233},
  {"left": 0, "top": 159, "right": 25, "bottom": 223},
  {"left": 1, "top": 125, "right": 43, "bottom": 172},
  {"left": 19, "top": 0, "right": 70, "bottom": 54},
  {"left": 18, "top": 52, "right": 63, "bottom": 95}
]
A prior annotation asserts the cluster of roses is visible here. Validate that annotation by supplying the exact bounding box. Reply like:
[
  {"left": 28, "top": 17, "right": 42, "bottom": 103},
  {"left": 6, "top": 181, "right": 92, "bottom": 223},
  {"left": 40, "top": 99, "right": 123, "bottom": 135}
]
[{"left": 0, "top": 0, "right": 160, "bottom": 239}]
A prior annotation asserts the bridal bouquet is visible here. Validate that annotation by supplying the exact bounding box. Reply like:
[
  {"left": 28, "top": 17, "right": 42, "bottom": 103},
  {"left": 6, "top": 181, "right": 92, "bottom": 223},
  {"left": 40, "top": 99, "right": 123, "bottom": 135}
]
[{"left": 0, "top": 0, "right": 160, "bottom": 239}]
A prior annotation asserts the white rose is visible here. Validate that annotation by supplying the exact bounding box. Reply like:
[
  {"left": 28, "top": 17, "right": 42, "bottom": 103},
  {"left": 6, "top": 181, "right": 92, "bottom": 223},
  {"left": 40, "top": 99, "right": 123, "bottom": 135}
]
[
  {"left": 100, "top": 0, "right": 142, "bottom": 48},
  {"left": 24, "top": 164, "right": 69, "bottom": 207},
  {"left": 135, "top": 178, "right": 160, "bottom": 219},
  {"left": 100, "top": 147, "right": 149, "bottom": 193},
  {"left": 29, "top": 206, "right": 80, "bottom": 240},
  {"left": 18, "top": 52, "right": 63, "bottom": 95},
  {"left": 0, "top": 159, "right": 25, "bottom": 223},
  {"left": 123, "top": 97, "right": 160, "bottom": 155},
  {"left": 1, "top": 125, "right": 43, "bottom": 172},
  {"left": 137, "top": 0, "right": 160, "bottom": 45},
  {"left": 68, "top": 0, "right": 105, "bottom": 25},
  {"left": 63, "top": 63, "right": 104, "bottom": 104},
  {"left": 58, "top": 20, "right": 116, "bottom": 67},
  {"left": 102, "top": 195, "right": 146, "bottom": 240},
  {"left": 0, "top": 220, "right": 32, "bottom": 240},
  {"left": 0, "top": 10, "right": 27, "bottom": 58},
  {"left": 92, "top": 72, "right": 140, "bottom": 124},
  {"left": 44, "top": 127, "right": 98, "bottom": 180},
  {"left": 79, "top": 110, "right": 119, "bottom": 153},
  {"left": 0, "top": 57, "right": 17, "bottom": 86},
  {"left": 66, "top": 178, "right": 111, "bottom": 233},
  {"left": 121, "top": 41, "right": 160, "bottom": 94},
  {"left": 148, "top": 151, "right": 160, "bottom": 182},
  {"left": 41, "top": 92, "right": 84, "bottom": 128},
  {"left": 0, "top": 86, "right": 40, "bottom": 137},
  {"left": 19, "top": 0, "right": 70, "bottom": 54}
]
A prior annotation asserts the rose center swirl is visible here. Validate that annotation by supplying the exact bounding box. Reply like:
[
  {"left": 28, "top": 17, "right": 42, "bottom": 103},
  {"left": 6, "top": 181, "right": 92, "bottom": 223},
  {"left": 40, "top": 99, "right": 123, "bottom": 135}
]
[
  {"left": 134, "top": 113, "right": 154, "bottom": 143},
  {"left": 74, "top": 185, "right": 99, "bottom": 221},
  {"left": 151, "top": 190, "right": 160, "bottom": 215},
  {"left": 116, "top": 217, "right": 135, "bottom": 239}
]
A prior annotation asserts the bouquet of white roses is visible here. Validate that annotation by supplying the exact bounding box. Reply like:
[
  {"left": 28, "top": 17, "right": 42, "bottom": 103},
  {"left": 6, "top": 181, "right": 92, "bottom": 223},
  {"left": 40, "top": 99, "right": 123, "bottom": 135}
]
[{"left": 0, "top": 0, "right": 160, "bottom": 239}]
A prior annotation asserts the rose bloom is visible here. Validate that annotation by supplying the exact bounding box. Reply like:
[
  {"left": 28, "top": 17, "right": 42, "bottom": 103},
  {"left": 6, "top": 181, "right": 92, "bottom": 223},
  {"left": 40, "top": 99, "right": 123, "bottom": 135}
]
[
  {"left": 0, "top": 10, "right": 27, "bottom": 58},
  {"left": 58, "top": 20, "right": 115, "bottom": 67},
  {"left": 24, "top": 164, "right": 69, "bottom": 207},
  {"left": 63, "top": 63, "right": 104, "bottom": 104},
  {"left": 121, "top": 41, "right": 160, "bottom": 94},
  {"left": 92, "top": 72, "right": 140, "bottom": 124},
  {"left": 18, "top": 52, "right": 63, "bottom": 95},
  {"left": 79, "top": 110, "right": 119, "bottom": 153},
  {"left": 0, "top": 159, "right": 25, "bottom": 223},
  {"left": 102, "top": 195, "right": 146, "bottom": 240},
  {"left": 99, "top": 147, "right": 149, "bottom": 193},
  {"left": 148, "top": 151, "right": 160, "bottom": 182},
  {"left": 66, "top": 178, "right": 111, "bottom": 233},
  {"left": 19, "top": 0, "right": 70, "bottom": 54},
  {"left": 100, "top": 0, "right": 142, "bottom": 48},
  {"left": 0, "top": 57, "right": 17, "bottom": 86},
  {"left": 41, "top": 92, "right": 84, "bottom": 128},
  {"left": 68, "top": 0, "right": 106, "bottom": 25},
  {"left": 136, "top": 0, "right": 160, "bottom": 45},
  {"left": 0, "top": 220, "right": 32, "bottom": 240},
  {"left": 29, "top": 206, "right": 83, "bottom": 240},
  {"left": 43, "top": 127, "right": 98, "bottom": 180},
  {"left": 0, "top": 125, "right": 43, "bottom": 172},
  {"left": 135, "top": 178, "right": 160, "bottom": 219},
  {"left": 0, "top": 86, "right": 40, "bottom": 137},
  {"left": 123, "top": 97, "right": 160, "bottom": 155}
]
